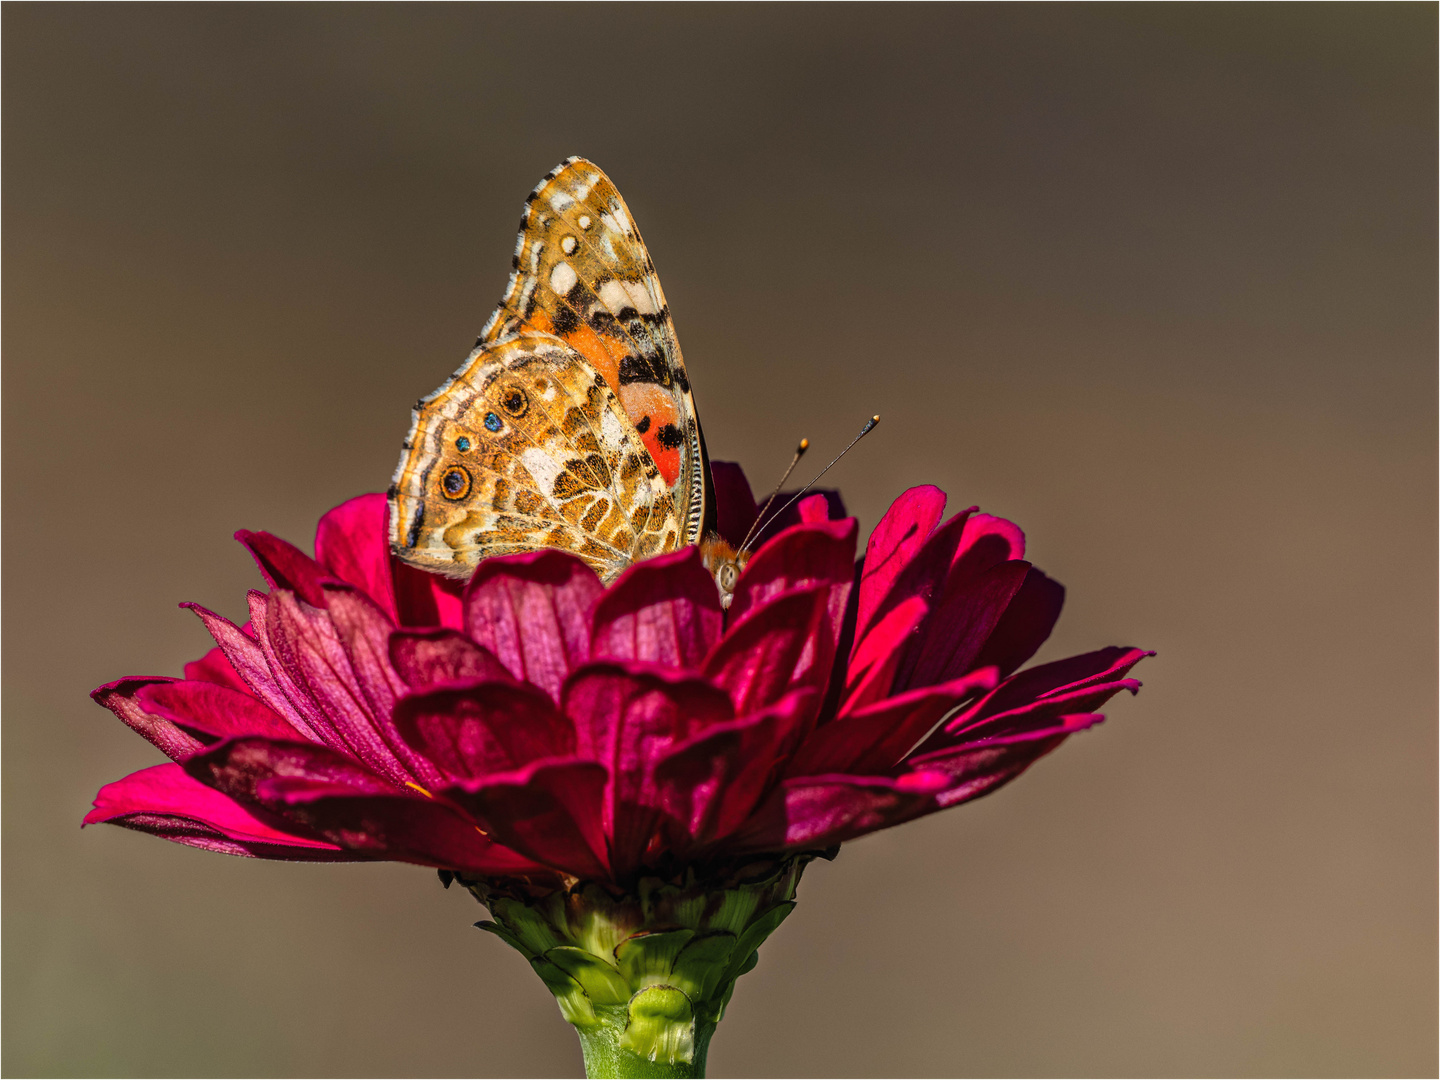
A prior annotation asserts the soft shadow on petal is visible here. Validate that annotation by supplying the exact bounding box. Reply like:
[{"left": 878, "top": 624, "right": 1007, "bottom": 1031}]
[
  {"left": 465, "top": 551, "right": 603, "bottom": 702},
  {"left": 388, "top": 628, "right": 513, "bottom": 689},
  {"left": 972, "top": 567, "right": 1065, "bottom": 679},
  {"left": 591, "top": 546, "right": 722, "bottom": 669},
  {"left": 728, "top": 519, "right": 857, "bottom": 644},
  {"left": 895, "top": 560, "right": 1030, "bottom": 692},
  {"left": 445, "top": 757, "right": 610, "bottom": 879},
  {"left": 563, "top": 661, "right": 734, "bottom": 880},
  {"left": 185, "top": 737, "right": 541, "bottom": 875},
  {"left": 393, "top": 679, "right": 576, "bottom": 781},
  {"left": 729, "top": 770, "right": 948, "bottom": 853},
  {"left": 653, "top": 688, "right": 817, "bottom": 853},
  {"left": 704, "top": 585, "right": 835, "bottom": 715},
  {"left": 135, "top": 680, "right": 305, "bottom": 743}
]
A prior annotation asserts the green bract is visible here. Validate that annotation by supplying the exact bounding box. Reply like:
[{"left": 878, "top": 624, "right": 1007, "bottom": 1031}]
[{"left": 459, "top": 857, "right": 816, "bottom": 1077}]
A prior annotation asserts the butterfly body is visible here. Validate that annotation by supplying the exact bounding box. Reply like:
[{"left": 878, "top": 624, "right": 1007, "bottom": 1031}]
[{"left": 390, "top": 158, "right": 726, "bottom": 590}]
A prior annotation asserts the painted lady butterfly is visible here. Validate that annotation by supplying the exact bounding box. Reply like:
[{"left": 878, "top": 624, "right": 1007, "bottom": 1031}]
[{"left": 388, "top": 158, "right": 749, "bottom": 604}]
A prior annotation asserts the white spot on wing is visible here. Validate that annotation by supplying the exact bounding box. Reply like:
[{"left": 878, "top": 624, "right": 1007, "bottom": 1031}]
[
  {"left": 578, "top": 215, "right": 592, "bottom": 229},
  {"left": 520, "top": 447, "right": 565, "bottom": 494},
  {"left": 550, "top": 262, "right": 578, "bottom": 296},
  {"left": 561, "top": 236, "right": 578, "bottom": 255},
  {"left": 599, "top": 407, "right": 627, "bottom": 454},
  {"left": 597, "top": 278, "right": 659, "bottom": 315}
]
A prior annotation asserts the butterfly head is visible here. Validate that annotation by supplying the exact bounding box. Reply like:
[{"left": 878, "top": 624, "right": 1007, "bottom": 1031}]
[{"left": 699, "top": 533, "right": 748, "bottom": 610}]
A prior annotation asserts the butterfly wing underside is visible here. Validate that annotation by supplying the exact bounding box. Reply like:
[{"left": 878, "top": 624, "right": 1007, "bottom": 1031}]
[
  {"left": 388, "top": 334, "right": 682, "bottom": 583},
  {"left": 480, "top": 157, "right": 708, "bottom": 547}
]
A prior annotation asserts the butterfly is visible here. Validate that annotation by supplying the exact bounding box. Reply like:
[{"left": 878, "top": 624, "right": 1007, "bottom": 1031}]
[{"left": 388, "top": 158, "right": 749, "bottom": 604}]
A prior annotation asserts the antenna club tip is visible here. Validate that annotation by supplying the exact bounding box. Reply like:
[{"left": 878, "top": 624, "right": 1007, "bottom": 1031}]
[
  {"left": 798, "top": 438, "right": 810, "bottom": 452},
  {"left": 872, "top": 414, "right": 881, "bottom": 423}
]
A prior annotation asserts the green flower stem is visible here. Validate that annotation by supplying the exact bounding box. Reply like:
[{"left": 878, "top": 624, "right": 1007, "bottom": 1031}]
[
  {"left": 453, "top": 855, "right": 832, "bottom": 1080},
  {"left": 577, "top": 1008, "right": 715, "bottom": 1079}
]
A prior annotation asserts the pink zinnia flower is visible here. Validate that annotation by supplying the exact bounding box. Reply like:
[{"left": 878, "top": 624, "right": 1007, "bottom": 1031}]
[{"left": 86, "top": 467, "right": 1149, "bottom": 1073}]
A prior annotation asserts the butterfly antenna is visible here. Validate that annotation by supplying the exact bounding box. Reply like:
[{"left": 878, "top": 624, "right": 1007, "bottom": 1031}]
[
  {"left": 735, "top": 438, "right": 810, "bottom": 555},
  {"left": 740, "top": 415, "right": 880, "bottom": 555}
]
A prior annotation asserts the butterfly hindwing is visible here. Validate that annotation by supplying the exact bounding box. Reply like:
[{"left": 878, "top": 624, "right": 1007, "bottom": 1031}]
[
  {"left": 480, "top": 157, "right": 707, "bottom": 549},
  {"left": 389, "top": 333, "right": 682, "bottom": 583}
]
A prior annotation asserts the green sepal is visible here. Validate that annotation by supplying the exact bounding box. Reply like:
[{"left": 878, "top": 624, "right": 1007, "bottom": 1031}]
[
  {"left": 529, "top": 956, "right": 597, "bottom": 1028},
  {"left": 475, "top": 919, "right": 534, "bottom": 958},
  {"left": 724, "top": 901, "right": 793, "bottom": 984},
  {"left": 615, "top": 929, "right": 695, "bottom": 987},
  {"left": 619, "top": 985, "right": 695, "bottom": 1065},
  {"left": 547, "top": 945, "right": 632, "bottom": 1005},
  {"left": 668, "top": 932, "right": 738, "bottom": 1006}
]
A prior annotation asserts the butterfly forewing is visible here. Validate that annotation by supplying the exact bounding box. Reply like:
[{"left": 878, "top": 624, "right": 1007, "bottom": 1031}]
[
  {"left": 389, "top": 334, "right": 681, "bottom": 583},
  {"left": 480, "top": 157, "right": 707, "bottom": 548}
]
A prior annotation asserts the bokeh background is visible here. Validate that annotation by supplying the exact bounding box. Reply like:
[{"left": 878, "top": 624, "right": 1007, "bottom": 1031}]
[{"left": 5, "top": 5, "right": 1435, "bottom": 1077}]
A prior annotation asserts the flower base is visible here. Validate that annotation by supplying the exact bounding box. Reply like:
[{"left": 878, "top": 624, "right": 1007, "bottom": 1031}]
[{"left": 453, "top": 855, "right": 825, "bottom": 1078}]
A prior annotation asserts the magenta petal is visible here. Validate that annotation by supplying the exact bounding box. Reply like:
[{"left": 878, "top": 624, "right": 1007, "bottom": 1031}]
[
  {"left": 789, "top": 668, "right": 999, "bottom": 777},
  {"left": 314, "top": 493, "right": 397, "bottom": 616},
  {"left": 796, "top": 494, "right": 829, "bottom": 523},
  {"left": 135, "top": 680, "right": 304, "bottom": 742},
  {"left": 897, "top": 559, "right": 1030, "bottom": 691},
  {"left": 185, "top": 601, "right": 323, "bottom": 743},
  {"left": 92, "top": 677, "right": 205, "bottom": 762},
  {"left": 953, "top": 512, "right": 1026, "bottom": 576},
  {"left": 842, "top": 595, "right": 929, "bottom": 714},
  {"left": 262, "top": 783, "right": 540, "bottom": 874},
  {"left": 563, "top": 662, "right": 734, "bottom": 879},
  {"left": 972, "top": 568, "right": 1065, "bottom": 678},
  {"left": 394, "top": 562, "right": 466, "bottom": 630},
  {"left": 653, "top": 689, "right": 816, "bottom": 852},
  {"left": 445, "top": 757, "right": 610, "bottom": 879},
  {"left": 86, "top": 762, "right": 349, "bottom": 858},
  {"left": 705, "top": 584, "right": 835, "bottom": 715},
  {"left": 187, "top": 735, "right": 395, "bottom": 800},
  {"left": 709, "top": 460, "right": 758, "bottom": 548},
  {"left": 728, "top": 519, "right": 857, "bottom": 645},
  {"left": 256, "top": 589, "right": 416, "bottom": 787},
  {"left": 751, "top": 489, "right": 848, "bottom": 547},
  {"left": 183, "top": 645, "right": 250, "bottom": 692},
  {"left": 730, "top": 770, "right": 948, "bottom": 853},
  {"left": 591, "top": 546, "right": 723, "bottom": 668},
  {"left": 976, "top": 646, "right": 1152, "bottom": 719},
  {"left": 184, "top": 736, "right": 540, "bottom": 874},
  {"left": 236, "top": 529, "right": 336, "bottom": 609},
  {"left": 856, "top": 485, "right": 947, "bottom": 640},
  {"left": 940, "top": 678, "right": 1141, "bottom": 746},
  {"left": 323, "top": 586, "right": 447, "bottom": 789},
  {"left": 392, "top": 680, "right": 575, "bottom": 780},
  {"left": 464, "top": 551, "right": 603, "bottom": 702},
  {"left": 910, "top": 713, "right": 1105, "bottom": 809},
  {"left": 388, "top": 628, "right": 513, "bottom": 689}
]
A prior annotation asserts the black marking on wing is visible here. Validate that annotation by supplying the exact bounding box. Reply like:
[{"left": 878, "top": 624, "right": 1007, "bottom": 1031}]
[{"left": 619, "top": 352, "right": 671, "bottom": 386}]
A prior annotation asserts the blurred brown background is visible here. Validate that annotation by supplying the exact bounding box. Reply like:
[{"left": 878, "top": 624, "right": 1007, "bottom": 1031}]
[{"left": 4, "top": 5, "right": 1435, "bottom": 1077}]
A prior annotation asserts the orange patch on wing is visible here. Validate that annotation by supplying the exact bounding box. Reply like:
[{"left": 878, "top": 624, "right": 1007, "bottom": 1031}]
[
  {"left": 524, "top": 310, "right": 625, "bottom": 400},
  {"left": 619, "top": 383, "right": 681, "bottom": 485}
]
